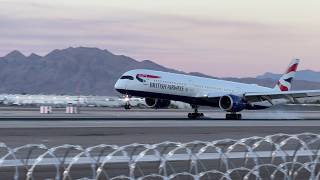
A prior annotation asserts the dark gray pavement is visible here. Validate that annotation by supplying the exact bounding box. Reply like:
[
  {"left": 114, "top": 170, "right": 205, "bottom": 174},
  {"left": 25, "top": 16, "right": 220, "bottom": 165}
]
[
  {"left": 0, "top": 107, "right": 319, "bottom": 179},
  {"left": 0, "top": 107, "right": 319, "bottom": 147}
]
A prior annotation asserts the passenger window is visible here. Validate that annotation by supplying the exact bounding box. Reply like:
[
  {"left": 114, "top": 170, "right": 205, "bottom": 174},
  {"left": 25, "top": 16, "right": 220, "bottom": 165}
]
[{"left": 120, "top": 76, "right": 134, "bottom": 80}]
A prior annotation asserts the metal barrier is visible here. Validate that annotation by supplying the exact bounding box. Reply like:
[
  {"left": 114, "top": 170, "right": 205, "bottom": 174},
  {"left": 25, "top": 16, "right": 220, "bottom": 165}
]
[{"left": 1, "top": 133, "right": 320, "bottom": 179}]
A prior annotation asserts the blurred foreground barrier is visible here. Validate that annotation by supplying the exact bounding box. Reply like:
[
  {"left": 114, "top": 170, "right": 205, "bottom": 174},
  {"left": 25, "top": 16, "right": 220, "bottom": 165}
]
[{"left": 1, "top": 133, "right": 320, "bottom": 179}]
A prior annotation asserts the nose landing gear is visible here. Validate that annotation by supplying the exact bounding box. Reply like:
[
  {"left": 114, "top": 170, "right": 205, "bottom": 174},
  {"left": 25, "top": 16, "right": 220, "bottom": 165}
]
[
  {"left": 188, "top": 105, "right": 204, "bottom": 119},
  {"left": 124, "top": 103, "right": 131, "bottom": 110},
  {"left": 124, "top": 94, "right": 131, "bottom": 110}
]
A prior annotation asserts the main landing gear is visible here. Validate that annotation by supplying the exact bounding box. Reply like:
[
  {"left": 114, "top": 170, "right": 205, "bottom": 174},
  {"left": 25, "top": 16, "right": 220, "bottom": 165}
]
[
  {"left": 226, "top": 112, "right": 242, "bottom": 120},
  {"left": 188, "top": 105, "right": 204, "bottom": 119}
]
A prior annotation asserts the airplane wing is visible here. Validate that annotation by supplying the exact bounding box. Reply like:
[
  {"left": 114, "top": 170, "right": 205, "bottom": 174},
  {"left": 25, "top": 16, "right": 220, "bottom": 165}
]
[
  {"left": 198, "top": 90, "right": 320, "bottom": 104},
  {"left": 243, "top": 90, "right": 320, "bottom": 103}
]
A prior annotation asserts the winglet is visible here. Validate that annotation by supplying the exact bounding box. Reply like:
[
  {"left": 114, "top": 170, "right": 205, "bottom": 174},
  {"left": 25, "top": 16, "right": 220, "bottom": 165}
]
[{"left": 274, "top": 59, "right": 300, "bottom": 91}]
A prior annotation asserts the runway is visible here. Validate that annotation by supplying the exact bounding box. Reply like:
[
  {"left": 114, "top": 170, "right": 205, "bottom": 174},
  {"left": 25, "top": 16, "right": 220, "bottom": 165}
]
[
  {"left": 0, "top": 107, "right": 320, "bottom": 179},
  {"left": 1, "top": 123, "right": 319, "bottom": 147},
  {"left": 0, "top": 107, "right": 319, "bottom": 147},
  {"left": 1, "top": 106, "right": 320, "bottom": 120}
]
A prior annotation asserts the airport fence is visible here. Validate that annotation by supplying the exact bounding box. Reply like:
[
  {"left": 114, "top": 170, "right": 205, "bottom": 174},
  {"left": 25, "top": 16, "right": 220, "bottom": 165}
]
[{"left": 1, "top": 133, "right": 320, "bottom": 179}]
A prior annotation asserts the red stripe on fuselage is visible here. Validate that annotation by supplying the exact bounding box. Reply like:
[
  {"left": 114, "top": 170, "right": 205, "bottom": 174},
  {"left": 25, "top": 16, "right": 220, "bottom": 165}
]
[
  {"left": 286, "top": 63, "right": 298, "bottom": 73},
  {"left": 137, "top": 74, "right": 160, "bottom": 79}
]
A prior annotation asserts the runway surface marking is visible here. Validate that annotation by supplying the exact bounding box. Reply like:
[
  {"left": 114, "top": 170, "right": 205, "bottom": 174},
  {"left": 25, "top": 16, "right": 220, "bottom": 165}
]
[{"left": 1, "top": 120, "right": 320, "bottom": 128}]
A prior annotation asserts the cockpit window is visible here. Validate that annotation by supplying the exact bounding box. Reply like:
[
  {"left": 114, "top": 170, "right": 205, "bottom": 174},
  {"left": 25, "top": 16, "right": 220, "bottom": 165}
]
[{"left": 120, "top": 75, "right": 134, "bottom": 80}]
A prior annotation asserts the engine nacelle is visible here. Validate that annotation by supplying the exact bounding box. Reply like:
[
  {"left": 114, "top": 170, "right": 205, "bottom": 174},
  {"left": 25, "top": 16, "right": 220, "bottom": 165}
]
[
  {"left": 145, "top": 98, "right": 171, "bottom": 109},
  {"left": 219, "top": 94, "right": 247, "bottom": 112}
]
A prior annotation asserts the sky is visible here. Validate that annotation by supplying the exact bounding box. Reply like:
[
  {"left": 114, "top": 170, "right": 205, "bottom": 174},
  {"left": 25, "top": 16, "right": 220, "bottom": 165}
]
[{"left": 1, "top": 0, "right": 320, "bottom": 77}]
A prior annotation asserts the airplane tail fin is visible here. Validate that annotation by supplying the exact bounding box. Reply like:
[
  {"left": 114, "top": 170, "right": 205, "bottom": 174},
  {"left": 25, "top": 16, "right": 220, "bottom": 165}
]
[{"left": 274, "top": 59, "right": 300, "bottom": 91}]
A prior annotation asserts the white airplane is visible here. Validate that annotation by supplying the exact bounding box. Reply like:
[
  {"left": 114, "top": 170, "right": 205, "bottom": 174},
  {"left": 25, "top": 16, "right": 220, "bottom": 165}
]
[{"left": 115, "top": 59, "right": 320, "bottom": 119}]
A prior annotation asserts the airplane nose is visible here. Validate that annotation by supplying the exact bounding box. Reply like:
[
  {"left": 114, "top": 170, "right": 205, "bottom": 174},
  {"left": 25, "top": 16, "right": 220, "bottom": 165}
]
[
  {"left": 114, "top": 79, "right": 127, "bottom": 89},
  {"left": 114, "top": 80, "right": 121, "bottom": 90},
  {"left": 114, "top": 79, "right": 128, "bottom": 94}
]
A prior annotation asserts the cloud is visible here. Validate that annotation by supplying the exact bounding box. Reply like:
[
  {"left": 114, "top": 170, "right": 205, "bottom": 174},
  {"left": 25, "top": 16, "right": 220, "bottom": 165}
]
[
  {"left": 0, "top": 13, "right": 278, "bottom": 47},
  {"left": 0, "top": 2, "right": 319, "bottom": 77}
]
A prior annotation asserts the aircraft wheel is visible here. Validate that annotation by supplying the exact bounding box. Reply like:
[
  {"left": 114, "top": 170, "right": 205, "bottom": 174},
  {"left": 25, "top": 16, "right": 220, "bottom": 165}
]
[
  {"left": 226, "top": 113, "right": 242, "bottom": 120},
  {"left": 188, "top": 113, "right": 204, "bottom": 119},
  {"left": 124, "top": 104, "right": 131, "bottom": 110}
]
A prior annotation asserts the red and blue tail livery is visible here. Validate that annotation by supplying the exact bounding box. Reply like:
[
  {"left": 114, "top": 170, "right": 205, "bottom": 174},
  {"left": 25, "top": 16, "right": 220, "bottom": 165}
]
[{"left": 274, "top": 59, "right": 299, "bottom": 91}]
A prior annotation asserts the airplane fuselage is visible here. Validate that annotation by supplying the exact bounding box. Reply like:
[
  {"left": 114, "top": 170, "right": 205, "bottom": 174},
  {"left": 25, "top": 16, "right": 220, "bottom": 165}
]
[{"left": 115, "top": 69, "right": 275, "bottom": 108}]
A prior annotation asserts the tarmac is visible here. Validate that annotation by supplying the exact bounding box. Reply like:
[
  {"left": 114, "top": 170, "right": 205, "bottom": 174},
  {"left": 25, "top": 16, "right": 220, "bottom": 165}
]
[
  {"left": 0, "top": 106, "right": 319, "bottom": 147},
  {"left": 0, "top": 106, "right": 319, "bottom": 179}
]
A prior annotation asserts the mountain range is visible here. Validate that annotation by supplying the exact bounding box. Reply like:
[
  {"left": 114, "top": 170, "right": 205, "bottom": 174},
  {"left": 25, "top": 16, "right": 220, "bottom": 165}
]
[
  {"left": 1, "top": 47, "right": 320, "bottom": 95},
  {"left": 257, "top": 70, "right": 320, "bottom": 82}
]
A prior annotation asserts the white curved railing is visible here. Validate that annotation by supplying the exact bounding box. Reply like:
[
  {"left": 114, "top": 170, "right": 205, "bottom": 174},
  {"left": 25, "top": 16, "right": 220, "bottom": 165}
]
[{"left": 0, "top": 133, "right": 319, "bottom": 179}]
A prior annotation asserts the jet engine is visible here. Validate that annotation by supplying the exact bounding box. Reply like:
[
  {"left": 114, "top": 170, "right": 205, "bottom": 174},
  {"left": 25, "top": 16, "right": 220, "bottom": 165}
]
[
  {"left": 145, "top": 98, "right": 171, "bottom": 109},
  {"left": 219, "top": 94, "right": 247, "bottom": 112}
]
